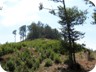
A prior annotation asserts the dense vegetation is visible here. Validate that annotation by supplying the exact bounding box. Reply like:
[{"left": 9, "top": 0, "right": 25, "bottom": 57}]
[
  {"left": 0, "top": 39, "right": 90, "bottom": 72},
  {"left": 27, "top": 22, "right": 61, "bottom": 40}
]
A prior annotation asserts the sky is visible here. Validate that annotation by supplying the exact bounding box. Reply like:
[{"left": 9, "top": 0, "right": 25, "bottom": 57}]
[{"left": 0, "top": 0, "right": 96, "bottom": 50}]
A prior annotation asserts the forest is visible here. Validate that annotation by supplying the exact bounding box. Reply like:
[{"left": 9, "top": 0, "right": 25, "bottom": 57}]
[{"left": 0, "top": 0, "right": 96, "bottom": 72}]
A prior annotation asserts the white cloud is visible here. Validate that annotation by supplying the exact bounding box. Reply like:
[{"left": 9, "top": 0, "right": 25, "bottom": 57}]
[
  {"left": 0, "top": 0, "right": 3, "bottom": 6},
  {"left": 0, "top": 0, "right": 96, "bottom": 27},
  {"left": 0, "top": 0, "right": 48, "bottom": 26}
]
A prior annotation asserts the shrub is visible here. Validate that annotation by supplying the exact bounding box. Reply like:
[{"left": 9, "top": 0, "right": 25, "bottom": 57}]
[
  {"left": 54, "top": 54, "right": 62, "bottom": 64},
  {"left": 26, "top": 59, "right": 33, "bottom": 69},
  {"left": 41, "top": 52, "right": 47, "bottom": 60},
  {"left": 33, "top": 58, "right": 40, "bottom": 70},
  {"left": 15, "top": 60, "right": 21, "bottom": 66},
  {"left": 45, "top": 58, "right": 52, "bottom": 67},
  {"left": 45, "top": 48, "right": 52, "bottom": 58},
  {"left": 38, "top": 56, "right": 43, "bottom": 63},
  {"left": 7, "top": 60, "right": 15, "bottom": 72}
]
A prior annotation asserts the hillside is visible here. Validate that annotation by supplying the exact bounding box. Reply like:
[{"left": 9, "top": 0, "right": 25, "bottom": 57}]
[{"left": 0, "top": 39, "right": 96, "bottom": 72}]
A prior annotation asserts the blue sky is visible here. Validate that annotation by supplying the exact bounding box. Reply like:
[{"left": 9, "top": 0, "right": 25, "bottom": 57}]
[{"left": 0, "top": 0, "right": 96, "bottom": 50}]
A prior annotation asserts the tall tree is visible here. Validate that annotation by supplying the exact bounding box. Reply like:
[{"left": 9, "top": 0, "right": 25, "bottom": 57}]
[
  {"left": 58, "top": 6, "right": 86, "bottom": 64},
  {"left": 27, "top": 23, "right": 40, "bottom": 40},
  {"left": 44, "top": 25, "right": 53, "bottom": 39},
  {"left": 52, "top": 29, "right": 61, "bottom": 40},
  {"left": 19, "top": 25, "right": 26, "bottom": 41},
  {"left": 12, "top": 30, "right": 17, "bottom": 42},
  {"left": 39, "top": 0, "right": 86, "bottom": 67}
]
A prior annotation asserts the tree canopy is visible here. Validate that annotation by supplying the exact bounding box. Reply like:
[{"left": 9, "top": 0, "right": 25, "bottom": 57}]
[
  {"left": 19, "top": 25, "right": 26, "bottom": 41},
  {"left": 27, "top": 22, "right": 61, "bottom": 40},
  {"left": 12, "top": 30, "right": 17, "bottom": 42}
]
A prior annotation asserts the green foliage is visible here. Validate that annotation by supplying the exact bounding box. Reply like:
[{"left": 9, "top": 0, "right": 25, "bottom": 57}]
[
  {"left": 12, "top": 30, "right": 17, "bottom": 42},
  {"left": 58, "top": 6, "right": 86, "bottom": 64},
  {"left": 26, "top": 58, "right": 33, "bottom": 69},
  {"left": 53, "top": 54, "right": 62, "bottom": 64},
  {"left": 27, "top": 21, "right": 61, "bottom": 40},
  {"left": 6, "top": 59, "right": 15, "bottom": 72},
  {"left": 0, "top": 42, "right": 22, "bottom": 56},
  {"left": 33, "top": 58, "right": 40, "bottom": 70},
  {"left": 45, "top": 58, "right": 52, "bottom": 67},
  {"left": 19, "top": 25, "right": 26, "bottom": 41}
]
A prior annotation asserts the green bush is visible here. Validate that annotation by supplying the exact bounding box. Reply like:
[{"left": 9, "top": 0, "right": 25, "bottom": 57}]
[
  {"left": 26, "top": 59, "right": 33, "bottom": 69},
  {"left": 50, "top": 51, "right": 55, "bottom": 60},
  {"left": 45, "top": 58, "right": 52, "bottom": 67},
  {"left": 38, "top": 55, "right": 43, "bottom": 63},
  {"left": 53, "top": 54, "right": 62, "bottom": 64},
  {"left": 7, "top": 59, "right": 15, "bottom": 72},
  {"left": 15, "top": 60, "right": 21, "bottom": 66},
  {"left": 45, "top": 48, "right": 52, "bottom": 58},
  {"left": 41, "top": 51, "right": 47, "bottom": 60},
  {"left": 33, "top": 58, "right": 40, "bottom": 70}
]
